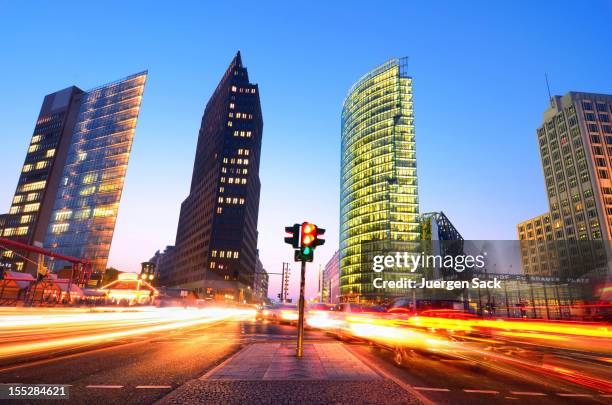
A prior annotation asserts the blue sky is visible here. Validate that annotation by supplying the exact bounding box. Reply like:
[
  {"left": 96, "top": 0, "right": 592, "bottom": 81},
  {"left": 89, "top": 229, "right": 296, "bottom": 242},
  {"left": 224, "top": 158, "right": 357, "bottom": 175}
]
[{"left": 1, "top": 1, "right": 611, "bottom": 299}]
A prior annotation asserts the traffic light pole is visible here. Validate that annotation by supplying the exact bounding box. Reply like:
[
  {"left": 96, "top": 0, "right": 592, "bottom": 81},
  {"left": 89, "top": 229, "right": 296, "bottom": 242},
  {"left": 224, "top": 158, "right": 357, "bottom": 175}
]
[{"left": 296, "top": 260, "right": 306, "bottom": 358}]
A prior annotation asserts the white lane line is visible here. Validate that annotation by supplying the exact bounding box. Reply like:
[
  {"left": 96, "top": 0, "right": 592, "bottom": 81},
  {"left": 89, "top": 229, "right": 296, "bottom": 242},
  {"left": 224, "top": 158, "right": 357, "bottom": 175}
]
[
  {"left": 136, "top": 385, "right": 172, "bottom": 389},
  {"left": 86, "top": 385, "right": 123, "bottom": 389},
  {"left": 413, "top": 387, "right": 451, "bottom": 392},
  {"left": 464, "top": 389, "right": 499, "bottom": 394},
  {"left": 510, "top": 391, "right": 547, "bottom": 396},
  {"left": 557, "top": 393, "right": 592, "bottom": 397}
]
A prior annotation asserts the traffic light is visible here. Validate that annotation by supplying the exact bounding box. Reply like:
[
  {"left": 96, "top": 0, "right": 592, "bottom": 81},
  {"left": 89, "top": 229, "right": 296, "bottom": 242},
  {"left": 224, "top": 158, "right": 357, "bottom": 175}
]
[
  {"left": 284, "top": 224, "right": 300, "bottom": 248},
  {"left": 296, "top": 222, "right": 326, "bottom": 262},
  {"left": 285, "top": 222, "right": 325, "bottom": 262}
]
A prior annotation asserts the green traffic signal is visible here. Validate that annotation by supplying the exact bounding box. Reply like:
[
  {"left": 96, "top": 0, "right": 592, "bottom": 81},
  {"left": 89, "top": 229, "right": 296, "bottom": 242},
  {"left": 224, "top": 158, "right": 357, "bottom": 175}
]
[{"left": 303, "top": 246, "right": 312, "bottom": 255}]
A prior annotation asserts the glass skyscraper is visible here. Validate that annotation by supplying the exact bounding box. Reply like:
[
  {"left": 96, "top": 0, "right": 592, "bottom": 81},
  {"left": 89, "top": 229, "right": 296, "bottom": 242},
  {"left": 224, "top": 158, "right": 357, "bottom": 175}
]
[
  {"left": 340, "top": 58, "right": 419, "bottom": 303},
  {"left": 44, "top": 72, "right": 147, "bottom": 274}
]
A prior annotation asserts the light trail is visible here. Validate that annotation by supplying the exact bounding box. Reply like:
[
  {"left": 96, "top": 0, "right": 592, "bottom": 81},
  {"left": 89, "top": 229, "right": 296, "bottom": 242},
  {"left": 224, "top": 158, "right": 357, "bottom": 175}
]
[{"left": 0, "top": 306, "right": 255, "bottom": 360}]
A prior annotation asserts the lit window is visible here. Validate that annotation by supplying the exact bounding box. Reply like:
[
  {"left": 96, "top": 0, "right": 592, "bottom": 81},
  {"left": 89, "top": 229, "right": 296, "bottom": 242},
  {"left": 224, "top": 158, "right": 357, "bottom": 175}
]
[
  {"left": 12, "top": 195, "right": 23, "bottom": 204},
  {"left": 46, "top": 149, "right": 56, "bottom": 157},
  {"left": 51, "top": 223, "right": 69, "bottom": 234},
  {"left": 93, "top": 206, "right": 115, "bottom": 217},
  {"left": 54, "top": 210, "right": 72, "bottom": 221},
  {"left": 16, "top": 226, "right": 28, "bottom": 236},
  {"left": 35, "top": 160, "right": 48, "bottom": 170},
  {"left": 231, "top": 86, "right": 237, "bottom": 92},
  {"left": 23, "top": 203, "right": 40, "bottom": 212},
  {"left": 31, "top": 135, "right": 42, "bottom": 143},
  {"left": 22, "top": 164, "right": 33, "bottom": 172},
  {"left": 20, "top": 180, "right": 46, "bottom": 192},
  {"left": 3, "top": 228, "right": 15, "bottom": 237},
  {"left": 20, "top": 215, "right": 32, "bottom": 224},
  {"left": 229, "top": 103, "right": 235, "bottom": 109},
  {"left": 212, "top": 250, "right": 217, "bottom": 257},
  {"left": 28, "top": 145, "right": 39, "bottom": 153},
  {"left": 9, "top": 206, "right": 20, "bottom": 214}
]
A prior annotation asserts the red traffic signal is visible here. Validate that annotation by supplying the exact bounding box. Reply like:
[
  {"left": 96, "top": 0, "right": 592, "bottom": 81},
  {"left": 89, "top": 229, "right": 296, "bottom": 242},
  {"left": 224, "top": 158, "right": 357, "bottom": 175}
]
[{"left": 301, "top": 222, "right": 317, "bottom": 247}]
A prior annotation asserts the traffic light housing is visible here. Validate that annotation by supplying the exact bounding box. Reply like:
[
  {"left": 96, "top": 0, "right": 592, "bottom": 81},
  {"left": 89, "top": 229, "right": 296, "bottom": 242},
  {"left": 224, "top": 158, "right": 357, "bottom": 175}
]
[
  {"left": 284, "top": 224, "right": 300, "bottom": 248},
  {"left": 295, "top": 222, "right": 325, "bottom": 262}
]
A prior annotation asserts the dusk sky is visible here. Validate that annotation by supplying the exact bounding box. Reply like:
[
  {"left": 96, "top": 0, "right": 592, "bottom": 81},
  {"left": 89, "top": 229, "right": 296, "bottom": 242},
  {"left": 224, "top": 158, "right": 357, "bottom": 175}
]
[{"left": 1, "top": 1, "right": 611, "bottom": 299}]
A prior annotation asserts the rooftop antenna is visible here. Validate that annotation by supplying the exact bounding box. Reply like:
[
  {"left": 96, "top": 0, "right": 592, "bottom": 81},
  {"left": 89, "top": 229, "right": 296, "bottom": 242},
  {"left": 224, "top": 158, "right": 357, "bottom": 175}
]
[{"left": 545, "top": 72, "right": 552, "bottom": 102}]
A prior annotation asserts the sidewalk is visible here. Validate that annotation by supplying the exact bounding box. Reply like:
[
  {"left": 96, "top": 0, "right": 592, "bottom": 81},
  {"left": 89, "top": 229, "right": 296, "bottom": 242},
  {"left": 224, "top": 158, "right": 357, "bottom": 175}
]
[{"left": 156, "top": 343, "right": 423, "bottom": 404}]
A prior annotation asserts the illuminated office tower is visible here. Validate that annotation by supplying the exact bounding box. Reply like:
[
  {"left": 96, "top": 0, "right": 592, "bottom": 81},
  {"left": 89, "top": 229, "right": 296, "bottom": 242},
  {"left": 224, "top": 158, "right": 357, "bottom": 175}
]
[
  {"left": 159, "top": 52, "right": 263, "bottom": 302},
  {"left": 44, "top": 72, "right": 148, "bottom": 274},
  {"left": 340, "top": 58, "right": 419, "bottom": 303},
  {"left": 0, "top": 87, "right": 85, "bottom": 274}
]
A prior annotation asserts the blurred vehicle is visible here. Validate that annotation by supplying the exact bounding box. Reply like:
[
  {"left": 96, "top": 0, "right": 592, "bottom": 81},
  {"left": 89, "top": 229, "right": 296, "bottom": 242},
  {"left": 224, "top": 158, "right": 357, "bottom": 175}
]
[
  {"left": 386, "top": 298, "right": 466, "bottom": 315},
  {"left": 305, "top": 303, "right": 335, "bottom": 329},
  {"left": 257, "top": 304, "right": 276, "bottom": 321},
  {"left": 269, "top": 303, "right": 299, "bottom": 324},
  {"left": 331, "top": 303, "right": 386, "bottom": 340}
]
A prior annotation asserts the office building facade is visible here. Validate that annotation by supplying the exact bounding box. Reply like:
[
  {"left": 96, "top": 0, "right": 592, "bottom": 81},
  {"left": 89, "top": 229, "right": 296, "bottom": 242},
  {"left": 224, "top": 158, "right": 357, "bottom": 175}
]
[
  {"left": 322, "top": 250, "right": 340, "bottom": 304},
  {"left": 44, "top": 72, "right": 147, "bottom": 275},
  {"left": 518, "top": 92, "right": 612, "bottom": 278},
  {"left": 1, "top": 87, "right": 85, "bottom": 274},
  {"left": 340, "top": 58, "right": 419, "bottom": 303},
  {"left": 160, "top": 52, "right": 263, "bottom": 302}
]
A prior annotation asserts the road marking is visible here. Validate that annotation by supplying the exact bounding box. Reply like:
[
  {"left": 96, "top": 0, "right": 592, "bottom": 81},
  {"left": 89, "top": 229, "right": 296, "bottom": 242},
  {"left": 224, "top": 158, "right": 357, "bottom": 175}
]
[
  {"left": 463, "top": 389, "right": 499, "bottom": 394},
  {"left": 556, "top": 393, "right": 592, "bottom": 397},
  {"left": 136, "top": 385, "right": 172, "bottom": 389},
  {"left": 509, "top": 391, "right": 546, "bottom": 396},
  {"left": 345, "top": 346, "right": 437, "bottom": 405},
  {"left": 86, "top": 385, "right": 123, "bottom": 389},
  {"left": 413, "top": 387, "right": 451, "bottom": 392}
]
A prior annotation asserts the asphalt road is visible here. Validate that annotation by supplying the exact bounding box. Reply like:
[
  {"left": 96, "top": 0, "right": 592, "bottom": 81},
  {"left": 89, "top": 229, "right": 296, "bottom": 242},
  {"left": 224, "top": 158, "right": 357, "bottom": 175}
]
[
  {"left": 0, "top": 318, "right": 609, "bottom": 405},
  {"left": 0, "top": 319, "right": 333, "bottom": 405}
]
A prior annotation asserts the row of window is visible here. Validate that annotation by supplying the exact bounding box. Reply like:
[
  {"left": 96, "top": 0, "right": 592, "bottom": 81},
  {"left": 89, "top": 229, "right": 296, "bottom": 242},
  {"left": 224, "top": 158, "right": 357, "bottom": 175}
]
[
  {"left": 211, "top": 250, "right": 239, "bottom": 259},
  {"left": 217, "top": 196, "right": 245, "bottom": 205}
]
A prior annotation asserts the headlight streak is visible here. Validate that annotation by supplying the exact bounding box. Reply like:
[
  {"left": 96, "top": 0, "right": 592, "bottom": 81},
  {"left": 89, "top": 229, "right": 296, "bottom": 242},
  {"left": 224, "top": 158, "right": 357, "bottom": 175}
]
[{"left": 0, "top": 307, "right": 254, "bottom": 360}]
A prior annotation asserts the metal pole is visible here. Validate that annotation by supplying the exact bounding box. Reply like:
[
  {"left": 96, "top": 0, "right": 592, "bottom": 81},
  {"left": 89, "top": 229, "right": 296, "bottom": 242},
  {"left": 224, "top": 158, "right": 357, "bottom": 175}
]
[
  {"left": 296, "top": 260, "right": 306, "bottom": 358},
  {"left": 281, "top": 263, "right": 285, "bottom": 303}
]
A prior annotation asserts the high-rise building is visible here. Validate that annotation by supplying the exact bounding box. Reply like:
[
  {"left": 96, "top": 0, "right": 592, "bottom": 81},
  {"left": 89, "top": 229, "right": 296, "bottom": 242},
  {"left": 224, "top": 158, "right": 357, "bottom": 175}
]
[
  {"left": 0, "top": 87, "right": 85, "bottom": 274},
  {"left": 518, "top": 92, "right": 612, "bottom": 277},
  {"left": 1, "top": 73, "right": 147, "bottom": 276},
  {"left": 539, "top": 93, "right": 612, "bottom": 243},
  {"left": 340, "top": 58, "right": 419, "bottom": 303},
  {"left": 44, "top": 72, "right": 147, "bottom": 275},
  {"left": 160, "top": 52, "right": 263, "bottom": 302}
]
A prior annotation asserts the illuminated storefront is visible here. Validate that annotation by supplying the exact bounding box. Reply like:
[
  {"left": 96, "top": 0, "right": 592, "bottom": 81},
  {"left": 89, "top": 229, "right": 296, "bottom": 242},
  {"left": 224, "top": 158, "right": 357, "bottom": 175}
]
[{"left": 340, "top": 58, "right": 419, "bottom": 303}]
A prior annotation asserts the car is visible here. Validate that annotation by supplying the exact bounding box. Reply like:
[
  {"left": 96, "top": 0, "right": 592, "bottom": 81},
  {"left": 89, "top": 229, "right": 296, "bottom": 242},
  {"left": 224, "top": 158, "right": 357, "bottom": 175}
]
[
  {"left": 305, "top": 303, "right": 335, "bottom": 329},
  {"left": 257, "top": 304, "right": 276, "bottom": 321},
  {"left": 331, "top": 303, "right": 386, "bottom": 341},
  {"left": 270, "top": 303, "right": 299, "bottom": 324}
]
